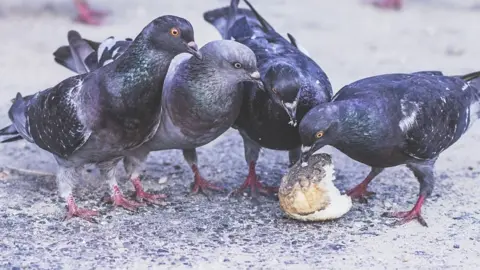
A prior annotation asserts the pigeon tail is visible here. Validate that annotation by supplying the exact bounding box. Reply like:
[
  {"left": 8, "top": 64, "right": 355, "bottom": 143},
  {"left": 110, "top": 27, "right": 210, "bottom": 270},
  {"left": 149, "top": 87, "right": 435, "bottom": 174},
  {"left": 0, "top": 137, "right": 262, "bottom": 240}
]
[
  {"left": 241, "top": 0, "right": 275, "bottom": 33},
  {"left": 203, "top": 6, "right": 231, "bottom": 37},
  {"left": 0, "top": 124, "right": 18, "bottom": 136},
  {"left": 53, "top": 32, "right": 131, "bottom": 74},
  {"left": 53, "top": 45, "right": 78, "bottom": 73},
  {"left": 1, "top": 135, "right": 23, "bottom": 143},
  {"left": 457, "top": 71, "right": 480, "bottom": 129},
  {"left": 53, "top": 30, "right": 99, "bottom": 74},
  {"left": 461, "top": 71, "right": 480, "bottom": 92},
  {"left": 224, "top": 0, "right": 241, "bottom": 39},
  {"left": 0, "top": 124, "right": 23, "bottom": 143},
  {"left": 6, "top": 93, "right": 34, "bottom": 143},
  {"left": 66, "top": 30, "right": 96, "bottom": 74}
]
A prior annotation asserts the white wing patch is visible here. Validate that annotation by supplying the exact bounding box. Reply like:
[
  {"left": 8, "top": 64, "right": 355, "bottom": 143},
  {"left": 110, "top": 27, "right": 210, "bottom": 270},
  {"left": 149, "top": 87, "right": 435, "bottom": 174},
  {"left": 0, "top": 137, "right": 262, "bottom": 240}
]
[
  {"left": 103, "top": 59, "right": 114, "bottom": 66},
  {"left": 462, "top": 82, "right": 469, "bottom": 91},
  {"left": 399, "top": 99, "right": 420, "bottom": 133},
  {"left": 97, "top": 36, "right": 118, "bottom": 63},
  {"left": 284, "top": 100, "right": 298, "bottom": 110},
  {"left": 112, "top": 47, "right": 121, "bottom": 59},
  {"left": 467, "top": 101, "right": 480, "bottom": 129}
]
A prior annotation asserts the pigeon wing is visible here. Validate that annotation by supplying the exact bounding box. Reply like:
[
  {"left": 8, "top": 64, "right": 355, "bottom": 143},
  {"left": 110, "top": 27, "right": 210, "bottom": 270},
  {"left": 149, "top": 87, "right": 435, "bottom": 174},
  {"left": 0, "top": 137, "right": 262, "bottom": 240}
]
[
  {"left": 398, "top": 77, "right": 471, "bottom": 160},
  {"left": 22, "top": 77, "right": 92, "bottom": 158}
]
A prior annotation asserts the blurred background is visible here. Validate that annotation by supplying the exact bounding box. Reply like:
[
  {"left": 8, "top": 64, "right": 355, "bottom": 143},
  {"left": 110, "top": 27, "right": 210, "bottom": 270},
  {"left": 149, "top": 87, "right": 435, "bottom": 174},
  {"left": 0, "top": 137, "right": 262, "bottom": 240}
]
[
  {"left": 1, "top": 0, "right": 480, "bottom": 269},
  {"left": 0, "top": 0, "right": 479, "bottom": 96}
]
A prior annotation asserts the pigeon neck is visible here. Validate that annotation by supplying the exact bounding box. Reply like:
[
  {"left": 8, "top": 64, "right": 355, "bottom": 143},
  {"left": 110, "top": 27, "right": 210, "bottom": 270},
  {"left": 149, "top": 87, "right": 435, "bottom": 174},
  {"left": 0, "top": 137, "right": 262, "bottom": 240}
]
[
  {"left": 114, "top": 40, "right": 175, "bottom": 93},
  {"left": 333, "top": 101, "right": 377, "bottom": 147},
  {"left": 184, "top": 58, "right": 233, "bottom": 89},
  {"left": 185, "top": 60, "right": 240, "bottom": 102},
  {"left": 165, "top": 60, "right": 243, "bottom": 134}
]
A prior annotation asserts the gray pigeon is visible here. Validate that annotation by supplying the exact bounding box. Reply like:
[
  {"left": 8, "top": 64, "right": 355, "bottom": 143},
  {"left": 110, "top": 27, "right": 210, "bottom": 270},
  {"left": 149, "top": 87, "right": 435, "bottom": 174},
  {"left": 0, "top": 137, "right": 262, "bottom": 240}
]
[
  {"left": 51, "top": 34, "right": 263, "bottom": 199},
  {"left": 125, "top": 40, "right": 263, "bottom": 196},
  {"left": 300, "top": 71, "right": 480, "bottom": 227},
  {"left": 0, "top": 15, "right": 201, "bottom": 221}
]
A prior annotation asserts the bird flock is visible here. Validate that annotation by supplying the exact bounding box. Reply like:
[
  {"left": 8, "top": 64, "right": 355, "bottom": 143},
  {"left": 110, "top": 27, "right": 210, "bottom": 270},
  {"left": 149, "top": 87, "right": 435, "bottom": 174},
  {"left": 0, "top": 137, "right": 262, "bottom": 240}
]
[{"left": 1, "top": 0, "right": 479, "bottom": 228}]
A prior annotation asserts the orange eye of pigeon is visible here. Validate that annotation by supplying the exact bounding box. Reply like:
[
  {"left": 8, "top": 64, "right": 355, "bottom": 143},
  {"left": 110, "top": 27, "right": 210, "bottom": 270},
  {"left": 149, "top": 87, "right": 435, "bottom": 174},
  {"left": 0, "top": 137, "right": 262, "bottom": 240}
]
[
  {"left": 170, "top": 28, "right": 180, "bottom": 37},
  {"left": 315, "top": 131, "right": 324, "bottom": 138}
]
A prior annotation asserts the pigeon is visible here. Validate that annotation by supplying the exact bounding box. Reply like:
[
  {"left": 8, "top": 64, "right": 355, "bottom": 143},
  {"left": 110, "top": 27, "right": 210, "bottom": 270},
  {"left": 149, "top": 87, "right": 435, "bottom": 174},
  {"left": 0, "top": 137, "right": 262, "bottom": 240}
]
[
  {"left": 0, "top": 15, "right": 201, "bottom": 221},
  {"left": 51, "top": 31, "right": 264, "bottom": 197},
  {"left": 299, "top": 70, "right": 480, "bottom": 227},
  {"left": 203, "top": 0, "right": 332, "bottom": 198},
  {"left": 73, "top": 0, "right": 109, "bottom": 25},
  {"left": 366, "top": 0, "right": 403, "bottom": 10}
]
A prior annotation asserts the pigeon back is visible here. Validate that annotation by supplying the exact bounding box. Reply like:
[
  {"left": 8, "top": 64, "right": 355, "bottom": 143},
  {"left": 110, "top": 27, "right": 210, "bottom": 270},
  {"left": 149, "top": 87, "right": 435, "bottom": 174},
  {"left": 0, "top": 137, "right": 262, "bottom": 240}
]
[{"left": 335, "top": 72, "right": 480, "bottom": 160}]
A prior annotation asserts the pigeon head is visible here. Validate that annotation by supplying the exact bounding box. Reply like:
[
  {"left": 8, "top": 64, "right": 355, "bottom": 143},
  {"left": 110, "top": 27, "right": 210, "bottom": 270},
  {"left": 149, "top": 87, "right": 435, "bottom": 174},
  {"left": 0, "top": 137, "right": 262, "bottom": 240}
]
[
  {"left": 299, "top": 104, "right": 340, "bottom": 163},
  {"left": 199, "top": 40, "right": 263, "bottom": 89},
  {"left": 263, "top": 63, "right": 303, "bottom": 126},
  {"left": 141, "top": 15, "right": 202, "bottom": 59}
]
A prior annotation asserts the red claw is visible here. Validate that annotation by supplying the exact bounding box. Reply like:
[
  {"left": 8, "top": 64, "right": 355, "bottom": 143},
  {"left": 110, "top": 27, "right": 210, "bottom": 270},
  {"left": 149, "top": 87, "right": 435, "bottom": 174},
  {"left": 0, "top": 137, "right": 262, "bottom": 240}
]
[
  {"left": 110, "top": 185, "right": 144, "bottom": 211},
  {"left": 131, "top": 177, "right": 167, "bottom": 205},
  {"left": 347, "top": 183, "right": 376, "bottom": 200},
  {"left": 190, "top": 165, "right": 225, "bottom": 194},
  {"left": 382, "top": 195, "right": 428, "bottom": 227},
  {"left": 64, "top": 195, "right": 98, "bottom": 222},
  {"left": 231, "top": 162, "right": 278, "bottom": 198}
]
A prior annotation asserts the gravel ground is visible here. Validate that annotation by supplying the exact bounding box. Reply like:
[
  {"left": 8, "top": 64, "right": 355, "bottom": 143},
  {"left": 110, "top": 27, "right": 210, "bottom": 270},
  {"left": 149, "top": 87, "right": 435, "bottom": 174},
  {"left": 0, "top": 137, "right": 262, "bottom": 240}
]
[{"left": 0, "top": 0, "right": 480, "bottom": 269}]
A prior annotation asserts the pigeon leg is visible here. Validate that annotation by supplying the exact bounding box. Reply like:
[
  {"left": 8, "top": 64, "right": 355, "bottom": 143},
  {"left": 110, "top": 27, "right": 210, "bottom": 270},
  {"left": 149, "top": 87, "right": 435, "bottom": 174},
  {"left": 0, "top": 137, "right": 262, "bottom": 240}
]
[
  {"left": 64, "top": 194, "right": 98, "bottom": 222},
  {"left": 101, "top": 160, "right": 144, "bottom": 211},
  {"left": 110, "top": 185, "right": 145, "bottom": 211},
  {"left": 347, "top": 167, "right": 384, "bottom": 200},
  {"left": 57, "top": 165, "right": 98, "bottom": 222},
  {"left": 73, "top": 0, "right": 108, "bottom": 25},
  {"left": 183, "top": 149, "right": 225, "bottom": 195},
  {"left": 231, "top": 132, "right": 278, "bottom": 198},
  {"left": 382, "top": 162, "right": 434, "bottom": 227},
  {"left": 124, "top": 154, "right": 167, "bottom": 205},
  {"left": 131, "top": 176, "right": 167, "bottom": 205},
  {"left": 231, "top": 161, "right": 279, "bottom": 198},
  {"left": 383, "top": 195, "right": 428, "bottom": 227}
]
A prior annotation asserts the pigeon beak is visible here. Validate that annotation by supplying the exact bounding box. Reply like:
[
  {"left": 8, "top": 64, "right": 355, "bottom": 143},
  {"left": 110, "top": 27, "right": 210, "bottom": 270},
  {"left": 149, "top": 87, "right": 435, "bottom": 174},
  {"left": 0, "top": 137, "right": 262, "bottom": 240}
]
[
  {"left": 249, "top": 71, "right": 264, "bottom": 91},
  {"left": 186, "top": 41, "right": 202, "bottom": 60},
  {"left": 282, "top": 101, "right": 298, "bottom": 127},
  {"left": 250, "top": 71, "right": 260, "bottom": 80},
  {"left": 301, "top": 143, "right": 324, "bottom": 163}
]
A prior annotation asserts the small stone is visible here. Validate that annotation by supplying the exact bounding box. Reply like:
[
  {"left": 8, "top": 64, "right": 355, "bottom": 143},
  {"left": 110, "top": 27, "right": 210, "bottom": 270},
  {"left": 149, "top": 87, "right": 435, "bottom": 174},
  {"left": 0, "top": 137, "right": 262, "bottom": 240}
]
[
  {"left": 453, "top": 244, "right": 460, "bottom": 249},
  {"left": 158, "top": 177, "right": 168, "bottom": 184},
  {"left": 328, "top": 244, "right": 345, "bottom": 251}
]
